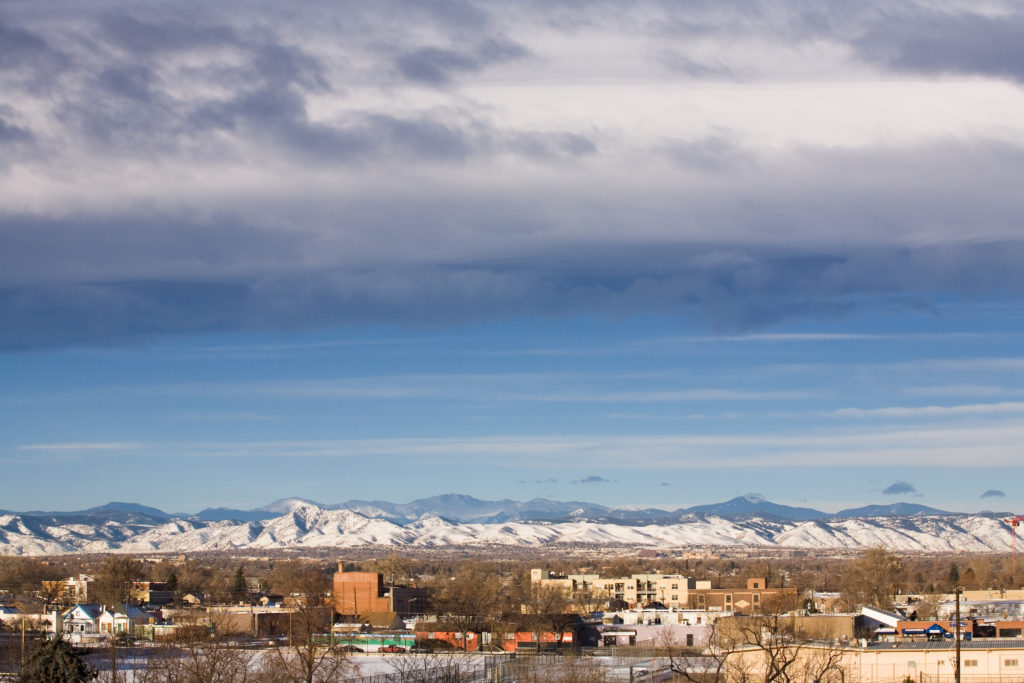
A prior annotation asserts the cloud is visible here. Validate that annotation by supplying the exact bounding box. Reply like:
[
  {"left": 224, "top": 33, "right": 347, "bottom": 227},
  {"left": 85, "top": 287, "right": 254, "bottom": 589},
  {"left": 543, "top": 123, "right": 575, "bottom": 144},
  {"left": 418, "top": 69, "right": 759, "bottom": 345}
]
[
  {"left": 836, "top": 402, "right": 1024, "bottom": 419},
  {"left": 11, "top": 422, "right": 1024, "bottom": 470},
  {"left": 572, "top": 475, "right": 611, "bottom": 484},
  {"left": 17, "top": 442, "right": 141, "bottom": 452},
  {"left": 395, "top": 37, "right": 528, "bottom": 85},
  {"left": 854, "top": 11, "right": 1024, "bottom": 84},
  {"left": 981, "top": 489, "right": 1006, "bottom": 498},
  {"left": 882, "top": 481, "right": 916, "bottom": 496},
  {"left": 4, "top": 3, "right": 1024, "bottom": 349}
]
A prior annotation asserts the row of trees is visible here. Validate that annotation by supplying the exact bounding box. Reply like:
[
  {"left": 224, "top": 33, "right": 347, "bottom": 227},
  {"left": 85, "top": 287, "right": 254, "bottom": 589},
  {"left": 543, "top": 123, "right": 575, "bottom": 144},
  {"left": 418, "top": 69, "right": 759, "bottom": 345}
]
[{"left": 3, "top": 549, "right": 1020, "bottom": 628}]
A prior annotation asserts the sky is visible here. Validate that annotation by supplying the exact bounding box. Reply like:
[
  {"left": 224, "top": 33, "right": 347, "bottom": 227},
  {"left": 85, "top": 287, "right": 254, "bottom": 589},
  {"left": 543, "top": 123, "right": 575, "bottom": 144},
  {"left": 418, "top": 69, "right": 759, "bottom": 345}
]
[{"left": 2, "top": 0, "right": 1024, "bottom": 515}]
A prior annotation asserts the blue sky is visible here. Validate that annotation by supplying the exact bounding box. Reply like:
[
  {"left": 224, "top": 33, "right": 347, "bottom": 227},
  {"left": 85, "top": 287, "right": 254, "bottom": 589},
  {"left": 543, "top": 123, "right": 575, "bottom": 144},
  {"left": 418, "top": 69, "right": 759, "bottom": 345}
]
[{"left": 2, "top": 0, "right": 1024, "bottom": 514}]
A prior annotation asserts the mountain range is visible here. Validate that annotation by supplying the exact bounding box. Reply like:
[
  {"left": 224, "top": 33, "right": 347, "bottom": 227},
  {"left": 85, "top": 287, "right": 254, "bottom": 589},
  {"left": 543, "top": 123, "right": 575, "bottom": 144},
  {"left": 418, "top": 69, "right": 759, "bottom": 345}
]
[
  {"left": 188, "top": 493, "right": 970, "bottom": 525},
  {"left": 0, "top": 494, "right": 1016, "bottom": 556}
]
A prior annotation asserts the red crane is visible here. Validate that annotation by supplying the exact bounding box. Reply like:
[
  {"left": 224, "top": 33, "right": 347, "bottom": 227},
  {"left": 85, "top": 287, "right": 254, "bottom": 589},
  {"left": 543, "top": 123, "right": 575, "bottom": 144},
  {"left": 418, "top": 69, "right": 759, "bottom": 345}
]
[{"left": 1006, "top": 516, "right": 1024, "bottom": 575}]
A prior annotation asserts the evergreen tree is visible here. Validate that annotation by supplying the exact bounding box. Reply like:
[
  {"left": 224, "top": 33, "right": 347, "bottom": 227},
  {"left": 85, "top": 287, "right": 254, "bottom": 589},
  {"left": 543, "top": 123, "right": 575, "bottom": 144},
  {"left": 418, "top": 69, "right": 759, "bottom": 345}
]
[
  {"left": 19, "top": 637, "right": 97, "bottom": 682},
  {"left": 232, "top": 567, "right": 247, "bottom": 602}
]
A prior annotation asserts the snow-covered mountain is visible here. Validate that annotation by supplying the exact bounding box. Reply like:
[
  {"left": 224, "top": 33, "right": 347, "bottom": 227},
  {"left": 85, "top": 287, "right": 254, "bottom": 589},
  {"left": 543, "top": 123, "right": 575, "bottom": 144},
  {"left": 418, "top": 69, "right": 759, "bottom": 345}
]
[
  {"left": 193, "top": 493, "right": 927, "bottom": 526},
  {"left": 0, "top": 499, "right": 1014, "bottom": 556}
]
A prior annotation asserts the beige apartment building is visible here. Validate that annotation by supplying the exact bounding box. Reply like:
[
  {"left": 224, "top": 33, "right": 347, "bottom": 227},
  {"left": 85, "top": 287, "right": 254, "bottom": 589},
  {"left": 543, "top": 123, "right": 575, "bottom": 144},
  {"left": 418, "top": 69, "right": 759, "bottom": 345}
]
[
  {"left": 531, "top": 569, "right": 796, "bottom": 612},
  {"left": 531, "top": 568, "right": 711, "bottom": 609}
]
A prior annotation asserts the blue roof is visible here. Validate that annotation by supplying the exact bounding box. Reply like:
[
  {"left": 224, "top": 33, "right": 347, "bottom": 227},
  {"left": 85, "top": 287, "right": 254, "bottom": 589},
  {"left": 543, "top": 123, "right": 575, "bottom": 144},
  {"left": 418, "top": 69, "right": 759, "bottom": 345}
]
[{"left": 64, "top": 604, "right": 103, "bottom": 620}]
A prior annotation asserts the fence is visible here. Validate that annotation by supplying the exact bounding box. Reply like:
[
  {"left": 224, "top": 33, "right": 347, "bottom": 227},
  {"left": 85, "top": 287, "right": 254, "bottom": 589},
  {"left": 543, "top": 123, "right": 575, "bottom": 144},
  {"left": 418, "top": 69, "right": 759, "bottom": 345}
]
[
  {"left": 919, "top": 676, "right": 1024, "bottom": 682},
  {"left": 342, "top": 649, "right": 673, "bottom": 683}
]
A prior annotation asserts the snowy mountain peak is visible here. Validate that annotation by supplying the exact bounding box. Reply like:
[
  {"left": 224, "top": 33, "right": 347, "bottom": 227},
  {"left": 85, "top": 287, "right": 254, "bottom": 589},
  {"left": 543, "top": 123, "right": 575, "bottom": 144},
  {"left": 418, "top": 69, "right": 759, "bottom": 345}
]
[
  {"left": 257, "top": 497, "right": 324, "bottom": 514},
  {"left": 0, "top": 504, "right": 1014, "bottom": 556}
]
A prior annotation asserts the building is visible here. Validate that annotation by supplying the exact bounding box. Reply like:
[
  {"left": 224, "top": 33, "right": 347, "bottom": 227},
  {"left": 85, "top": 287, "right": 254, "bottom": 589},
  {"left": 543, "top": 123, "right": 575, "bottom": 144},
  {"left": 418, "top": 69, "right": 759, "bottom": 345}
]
[
  {"left": 98, "top": 604, "right": 159, "bottom": 635},
  {"left": 530, "top": 569, "right": 797, "bottom": 612},
  {"left": 415, "top": 615, "right": 590, "bottom": 652},
  {"left": 333, "top": 563, "right": 427, "bottom": 618},
  {"left": 40, "top": 574, "right": 93, "bottom": 607},
  {"left": 129, "top": 581, "right": 175, "bottom": 607},
  {"left": 687, "top": 577, "right": 798, "bottom": 612},
  {"left": 531, "top": 568, "right": 711, "bottom": 610},
  {"left": 61, "top": 604, "right": 103, "bottom": 634}
]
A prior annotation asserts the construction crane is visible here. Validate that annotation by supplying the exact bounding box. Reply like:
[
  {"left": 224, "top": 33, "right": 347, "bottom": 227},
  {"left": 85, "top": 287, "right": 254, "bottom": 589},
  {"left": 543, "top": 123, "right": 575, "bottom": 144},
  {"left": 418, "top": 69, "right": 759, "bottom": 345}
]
[{"left": 1005, "top": 516, "right": 1024, "bottom": 576}]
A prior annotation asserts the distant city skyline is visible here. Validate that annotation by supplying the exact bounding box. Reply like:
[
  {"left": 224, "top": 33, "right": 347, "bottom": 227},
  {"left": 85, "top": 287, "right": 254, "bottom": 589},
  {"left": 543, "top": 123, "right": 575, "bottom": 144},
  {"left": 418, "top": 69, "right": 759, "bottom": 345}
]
[{"left": 2, "top": 1, "right": 1024, "bottom": 514}]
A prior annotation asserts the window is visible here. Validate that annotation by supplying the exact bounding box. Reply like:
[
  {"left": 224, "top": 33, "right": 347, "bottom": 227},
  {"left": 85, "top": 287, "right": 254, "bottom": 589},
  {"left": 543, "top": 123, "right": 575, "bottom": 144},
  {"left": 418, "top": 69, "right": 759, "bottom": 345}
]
[
  {"left": 1006, "top": 659, "right": 1019, "bottom": 667},
  {"left": 964, "top": 660, "right": 978, "bottom": 668},
  {"left": 671, "top": 584, "right": 678, "bottom": 590},
  {"left": 725, "top": 594, "right": 732, "bottom": 603},
  {"left": 671, "top": 595, "right": 678, "bottom": 601},
  {"left": 753, "top": 594, "right": 760, "bottom": 603},
  {"left": 752, "top": 582, "right": 760, "bottom": 589},
  {"left": 908, "top": 661, "right": 916, "bottom": 669},
  {"left": 686, "top": 634, "right": 694, "bottom": 647}
]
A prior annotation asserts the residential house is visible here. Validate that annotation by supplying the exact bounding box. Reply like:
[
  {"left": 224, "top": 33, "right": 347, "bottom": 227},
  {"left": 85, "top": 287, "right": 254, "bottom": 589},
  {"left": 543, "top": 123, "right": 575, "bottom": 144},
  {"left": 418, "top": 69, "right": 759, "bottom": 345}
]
[
  {"left": 62, "top": 604, "right": 103, "bottom": 634},
  {"left": 98, "top": 604, "right": 158, "bottom": 635}
]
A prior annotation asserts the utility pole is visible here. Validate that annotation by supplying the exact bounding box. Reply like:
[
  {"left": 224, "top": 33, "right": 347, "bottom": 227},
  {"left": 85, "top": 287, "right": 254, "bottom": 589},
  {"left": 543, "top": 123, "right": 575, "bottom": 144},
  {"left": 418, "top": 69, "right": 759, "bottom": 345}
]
[{"left": 954, "top": 586, "right": 962, "bottom": 683}]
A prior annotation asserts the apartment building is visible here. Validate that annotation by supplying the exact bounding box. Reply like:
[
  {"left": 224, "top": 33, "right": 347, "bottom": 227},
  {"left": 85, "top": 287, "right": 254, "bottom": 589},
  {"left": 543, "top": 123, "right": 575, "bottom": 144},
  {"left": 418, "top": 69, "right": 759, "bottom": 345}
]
[{"left": 531, "top": 569, "right": 795, "bottom": 612}]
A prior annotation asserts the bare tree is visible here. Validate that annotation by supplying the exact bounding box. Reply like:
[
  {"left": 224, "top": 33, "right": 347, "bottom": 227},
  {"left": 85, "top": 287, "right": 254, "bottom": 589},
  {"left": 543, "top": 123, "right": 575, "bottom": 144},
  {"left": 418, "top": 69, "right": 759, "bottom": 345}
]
[
  {"left": 514, "top": 655, "right": 612, "bottom": 683},
  {"left": 570, "top": 584, "right": 610, "bottom": 616},
  {"left": 519, "top": 582, "right": 571, "bottom": 647},
  {"left": 838, "top": 548, "right": 903, "bottom": 610},
  {"left": 430, "top": 561, "right": 504, "bottom": 651},
  {"left": 133, "top": 615, "right": 256, "bottom": 683},
  {"left": 387, "top": 652, "right": 476, "bottom": 682},
  {"left": 260, "top": 564, "right": 354, "bottom": 683},
  {"left": 93, "top": 556, "right": 148, "bottom": 608},
  {"left": 659, "top": 625, "right": 730, "bottom": 683},
  {"left": 716, "top": 598, "right": 847, "bottom": 683}
]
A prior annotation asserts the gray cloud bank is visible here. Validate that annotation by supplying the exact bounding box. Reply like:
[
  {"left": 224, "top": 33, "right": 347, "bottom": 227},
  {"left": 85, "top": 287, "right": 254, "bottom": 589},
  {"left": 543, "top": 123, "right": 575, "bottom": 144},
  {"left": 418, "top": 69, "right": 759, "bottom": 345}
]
[{"left": 3, "top": 1, "right": 1024, "bottom": 348}]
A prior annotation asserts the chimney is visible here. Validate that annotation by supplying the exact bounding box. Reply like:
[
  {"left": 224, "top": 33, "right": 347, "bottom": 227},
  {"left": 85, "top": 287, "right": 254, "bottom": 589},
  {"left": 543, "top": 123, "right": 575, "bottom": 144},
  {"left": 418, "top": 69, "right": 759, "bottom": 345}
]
[{"left": 337, "top": 561, "right": 344, "bottom": 573}]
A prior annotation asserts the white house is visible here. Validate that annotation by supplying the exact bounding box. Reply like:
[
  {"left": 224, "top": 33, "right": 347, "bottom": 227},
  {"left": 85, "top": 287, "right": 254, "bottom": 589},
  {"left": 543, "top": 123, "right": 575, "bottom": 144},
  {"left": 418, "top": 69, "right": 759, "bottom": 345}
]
[
  {"left": 98, "top": 604, "right": 155, "bottom": 635},
  {"left": 62, "top": 604, "right": 103, "bottom": 634}
]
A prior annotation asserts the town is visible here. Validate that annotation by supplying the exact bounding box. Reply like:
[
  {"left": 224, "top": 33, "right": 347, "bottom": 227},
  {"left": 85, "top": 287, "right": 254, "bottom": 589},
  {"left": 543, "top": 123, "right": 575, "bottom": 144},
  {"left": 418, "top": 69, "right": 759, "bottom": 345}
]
[{"left": 2, "top": 548, "right": 1023, "bottom": 681}]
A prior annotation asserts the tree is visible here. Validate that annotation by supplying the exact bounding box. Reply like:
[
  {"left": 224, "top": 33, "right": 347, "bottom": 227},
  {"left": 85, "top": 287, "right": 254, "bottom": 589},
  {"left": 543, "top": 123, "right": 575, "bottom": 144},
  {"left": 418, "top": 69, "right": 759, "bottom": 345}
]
[
  {"left": 514, "top": 655, "right": 612, "bottom": 683},
  {"left": 948, "top": 563, "right": 961, "bottom": 589},
  {"left": 372, "top": 554, "right": 413, "bottom": 587},
  {"left": 387, "top": 652, "right": 473, "bottom": 682},
  {"left": 519, "top": 582, "right": 571, "bottom": 647},
  {"left": 430, "top": 561, "right": 505, "bottom": 652},
  {"left": 570, "top": 583, "right": 610, "bottom": 616},
  {"left": 231, "top": 568, "right": 248, "bottom": 603},
  {"left": 132, "top": 613, "right": 254, "bottom": 683},
  {"left": 262, "top": 563, "right": 354, "bottom": 683},
  {"left": 660, "top": 626, "right": 729, "bottom": 683},
  {"left": 18, "top": 637, "right": 97, "bottom": 682},
  {"left": 839, "top": 548, "right": 903, "bottom": 609},
  {"left": 92, "top": 556, "right": 147, "bottom": 607},
  {"left": 717, "top": 598, "right": 846, "bottom": 683}
]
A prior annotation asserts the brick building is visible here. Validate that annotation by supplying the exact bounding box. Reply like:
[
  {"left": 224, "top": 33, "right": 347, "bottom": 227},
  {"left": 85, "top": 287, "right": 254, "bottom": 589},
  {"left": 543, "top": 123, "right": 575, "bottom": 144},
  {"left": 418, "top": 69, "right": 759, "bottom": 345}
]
[{"left": 332, "top": 563, "right": 427, "bottom": 618}]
